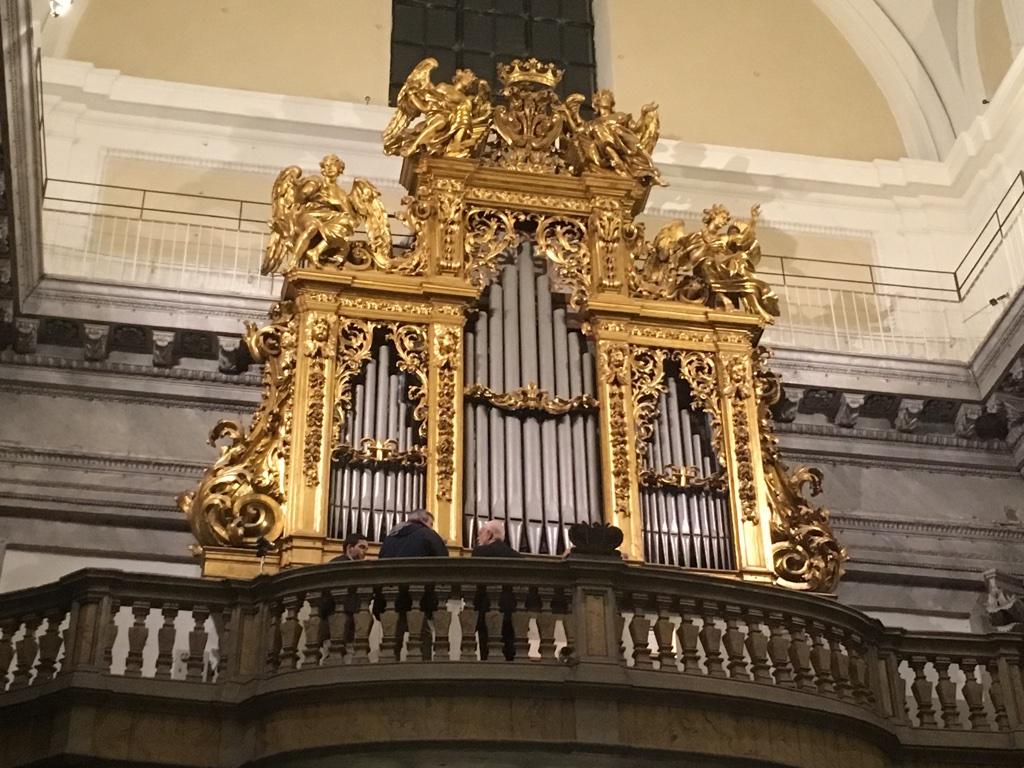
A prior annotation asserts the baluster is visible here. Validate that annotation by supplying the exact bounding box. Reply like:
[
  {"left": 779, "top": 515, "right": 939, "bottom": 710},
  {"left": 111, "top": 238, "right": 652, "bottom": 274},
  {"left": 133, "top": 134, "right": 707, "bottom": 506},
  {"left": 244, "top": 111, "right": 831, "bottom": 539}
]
[
  {"left": 378, "top": 587, "right": 401, "bottom": 663},
  {"left": 124, "top": 602, "right": 150, "bottom": 678},
  {"left": 213, "top": 607, "right": 231, "bottom": 682},
  {"left": 723, "top": 606, "right": 750, "bottom": 681},
  {"left": 11, "top": 615, "right": 40, "bottom": 689},
  {"left": 510, "top": 587, "right": 532, "bottom": 662},
  {"left": 699, "top": 602, "right": 725, "bottom": 679},
  {"left": 988, "top": 659, "right": 1011, "bottom": 731},
  {"left": 405, "top": 586, "right": 426, "bottom": 662},
  {"left": 676, "top": 600, "right": 702, "bottom": 676},
  {"left": 933, "top": 656, "right": 960, "bottom": 729},
  {"left": 35, "top": 608, "right": 65, "bottom": 683},
  {"left": 264, "top": 601, "right": 282, "bottom": 673},
  {"left": 278, "top": 597, "right": 301, "bottom": 671},
  {"left": 484, "top": 586, "right": 506, "bottom": 661},
  {"left": 652, "top": 596, "right": 677, "bottom": 671},
  {"left": 744, "top": 609, "right": 771, "bottom": 684},
  {"left": 808, "top": 623, "right": 834, "bottom": 695},
  {"left": 829, "top": 629, "right": 852, "bottom": 701},
  {"left": 909, "top": 656, "right": 937, "bottom": 727},
  {"left": 629, "top": 595, "right": 654, "bottom": 670},
  {"left": 846, "top": 634, "right": 870, "bottom": 706},
  {"left": 960, "top": 658, "right": 988, "bottom": 730},
  {"left": 786, "top": 617, "right": 814, "bottom": 690},
  {"left": 459, "top": 587, "right": 481, "bottom": 661},
  {"left": 767, "top": 613, "right": 794, "bottom": 688},
  {"left": 432, "top": 585, "right": 454, "bottom": 662},
  {"left": 303, "top": 593, "right": 326, "bottom": 668},
  {"left": 101, "top": 598, "right": 120, "bottom": 673},
  {"left": 535, "top": 587, "right": 557, "bottom": 662},
  {"left": 351, "top": 588, "right": 373, "bottom": 665},
  {"left": 187, "top": 605, "right": 210, "bottom": 681},
  {"left": 0, "top": 618, "right": 16, "bottom": 690},
  {"left": 325, "top": 587, "right": 353, "bottom": 665},
  {"left": 553, "top": 587, "right": 573, "bottom": 659}
]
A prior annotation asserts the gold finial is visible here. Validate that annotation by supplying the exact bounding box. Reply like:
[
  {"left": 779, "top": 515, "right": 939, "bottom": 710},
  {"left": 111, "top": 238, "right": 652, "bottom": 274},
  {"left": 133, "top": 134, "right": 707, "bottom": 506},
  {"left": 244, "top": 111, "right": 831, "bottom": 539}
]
[{"left": 497, "top": 58, "right": 563, "bottom": 88}]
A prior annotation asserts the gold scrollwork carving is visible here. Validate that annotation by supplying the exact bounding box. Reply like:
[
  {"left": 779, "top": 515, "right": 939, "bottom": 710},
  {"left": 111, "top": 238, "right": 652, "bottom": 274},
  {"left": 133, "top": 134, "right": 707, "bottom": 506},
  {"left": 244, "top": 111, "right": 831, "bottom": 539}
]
[
  {"left": 465, "top": 382, "right": 598, "bottom": 416},
  {"left": 536, "top": 215, "right": 590, "bottom": 309},
  {"left": 178, "top": 301, "right": 297, "bottom": 548},
  {"left": 335, "top": 438, "right": 426, "bottom": 468},
  {"left": 465, "top": 187, "right": 591, "bottom": 213},
  {"left": 389, "top": 323, "right": 429, "bottom": 438},
  {"left": 630, "top": 347, "right": 667, "bottom": 467},
  {"left": 434, "top": 325, "right": 461, "bottom": 502},
  {"left": 753, "top": 348, "right": 847, "bottom": 592},
  {"left": 464, "top": 207, "right": 525, "bottom": 289},
  {"left": 331, "top": 318, "right": 377, "bottom": 452},
  {"left": 639, "top": 465, "right": 725, "bottom": 492},
  {"left": 599, "top": 341, "right": 633, "bottom": 518}
]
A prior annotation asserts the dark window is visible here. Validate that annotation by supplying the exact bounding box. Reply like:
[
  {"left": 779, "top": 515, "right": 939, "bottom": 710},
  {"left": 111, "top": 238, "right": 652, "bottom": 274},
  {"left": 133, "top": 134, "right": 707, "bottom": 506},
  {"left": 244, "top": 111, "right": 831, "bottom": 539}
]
[{"left": 389, "top": 0, "right": 597, "bottom": 104}]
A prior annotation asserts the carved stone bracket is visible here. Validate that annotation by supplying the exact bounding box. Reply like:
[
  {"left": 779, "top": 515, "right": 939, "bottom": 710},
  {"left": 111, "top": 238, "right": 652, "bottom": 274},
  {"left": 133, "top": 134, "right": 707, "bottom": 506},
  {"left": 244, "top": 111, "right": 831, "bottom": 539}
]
[
  {"left": 14, "top": 316, "right": 37, "bottom": 354},
  {"left": 834, "top": 393, "right": 866, "bottom": 429},
  {"left": 82, "top": 323, "right": 110, "bottom": 362},
  {"left": 151, "top": 330, "right": 178, "bottom": 368},
  {"left": 895, "top": 398, "right": 923, "bottom": 433}
]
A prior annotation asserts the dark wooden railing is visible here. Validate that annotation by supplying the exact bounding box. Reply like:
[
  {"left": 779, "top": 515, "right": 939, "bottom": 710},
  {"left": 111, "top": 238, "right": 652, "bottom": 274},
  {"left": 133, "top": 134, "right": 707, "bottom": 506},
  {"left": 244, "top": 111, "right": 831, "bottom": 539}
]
[{"left": 1, "top": 559, "right": 1022, "bottom": 755}]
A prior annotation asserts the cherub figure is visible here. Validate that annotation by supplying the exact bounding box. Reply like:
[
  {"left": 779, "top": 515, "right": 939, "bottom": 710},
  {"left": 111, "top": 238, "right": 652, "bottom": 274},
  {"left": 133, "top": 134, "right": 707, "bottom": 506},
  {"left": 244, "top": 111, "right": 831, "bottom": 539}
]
[
  {"left": 563, "top": 89, "right": 663, "bottom": 186},
  {"left": 262, "top": 154, "right": 392, "bottom": 274},
  {"left": 383, "top": 58, "right": 493, "bottom": 158}
]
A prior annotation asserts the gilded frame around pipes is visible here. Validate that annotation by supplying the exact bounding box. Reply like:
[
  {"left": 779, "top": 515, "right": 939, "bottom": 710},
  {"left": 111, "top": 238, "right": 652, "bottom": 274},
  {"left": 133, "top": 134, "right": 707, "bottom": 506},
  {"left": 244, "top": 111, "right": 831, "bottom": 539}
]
[{"left": 182, "top": 56, "right": 846, "bottom": 592}]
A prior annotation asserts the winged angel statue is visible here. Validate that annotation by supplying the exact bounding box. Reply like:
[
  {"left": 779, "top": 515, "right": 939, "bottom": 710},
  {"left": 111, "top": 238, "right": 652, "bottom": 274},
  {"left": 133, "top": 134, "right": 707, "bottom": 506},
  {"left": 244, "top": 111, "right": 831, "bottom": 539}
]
[
  {"left": 383, "top": 58, "right": 493, "bottom": 158},
  {"left": 633, "top": 204, "right": 780, "bottom": 322},
  {"left": 261, "top": 154, "right": 393, "bottom": 275}
]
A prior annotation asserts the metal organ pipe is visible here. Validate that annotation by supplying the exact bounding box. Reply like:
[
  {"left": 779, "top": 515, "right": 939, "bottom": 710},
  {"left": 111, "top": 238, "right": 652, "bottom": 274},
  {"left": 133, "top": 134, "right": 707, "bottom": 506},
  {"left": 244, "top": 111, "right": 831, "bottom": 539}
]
[
  {"left": 501, "top": 260, "right": 525, "bottom": 550},
  {"left": 517, "top": 250, "right": 544, "bottom": 554},
  {"left": 463, "top": 326, "right": 477, "bottom": 544},
  {"left": 551, "top": 304, "right": 576, "bottom": 539},
  {"left": 580, "top": 340, "right": 601, "bottom": 523},
  {"left": 535, "top": 266, "right": 562, "bottom": 555},
  {"left": 666, "top": 378, "right": 692, "bottom": 567},
  {"left": 487, "top": 280, "right": 507, "bottom": 524}
]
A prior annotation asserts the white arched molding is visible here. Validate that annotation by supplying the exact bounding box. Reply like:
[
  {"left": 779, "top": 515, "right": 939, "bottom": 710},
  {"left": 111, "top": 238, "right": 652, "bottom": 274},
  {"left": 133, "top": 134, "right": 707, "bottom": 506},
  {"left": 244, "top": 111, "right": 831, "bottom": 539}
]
[
  {"left": 813, "top": 0, "right": 955, "bottom": 161},
  {"left": 957, "top": 0, "right": 988, "bottom": 111},
  {"left": 1004, "top": 0, "right": 1024, "bottom": 58}
]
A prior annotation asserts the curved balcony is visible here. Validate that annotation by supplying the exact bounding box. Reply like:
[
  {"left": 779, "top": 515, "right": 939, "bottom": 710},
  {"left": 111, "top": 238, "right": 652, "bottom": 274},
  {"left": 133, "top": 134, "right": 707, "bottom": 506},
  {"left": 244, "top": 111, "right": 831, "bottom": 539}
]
[{"left": 1, "top": 559, "right": 1022, "bottom": 767}]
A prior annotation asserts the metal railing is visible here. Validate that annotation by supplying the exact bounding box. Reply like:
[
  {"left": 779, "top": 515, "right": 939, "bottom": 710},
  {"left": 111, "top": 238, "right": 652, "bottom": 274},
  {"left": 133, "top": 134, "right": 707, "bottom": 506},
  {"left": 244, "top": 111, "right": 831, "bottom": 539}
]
[{"left": 37, "top": 172, "right": 1024, "bottom": 361}]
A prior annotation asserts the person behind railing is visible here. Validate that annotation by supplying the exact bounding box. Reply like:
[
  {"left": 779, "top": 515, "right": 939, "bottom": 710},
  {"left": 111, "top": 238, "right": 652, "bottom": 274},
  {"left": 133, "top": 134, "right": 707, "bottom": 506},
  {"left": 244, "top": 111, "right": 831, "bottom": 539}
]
[
  {"left": 471, "top": 519, "right": 521, "bottom": 558},
  {"left": 331, "top": 532, "right": 369, "bottom": 562},
  {"left": 378, "top": 509, "right": 449, "bottom": 558}
]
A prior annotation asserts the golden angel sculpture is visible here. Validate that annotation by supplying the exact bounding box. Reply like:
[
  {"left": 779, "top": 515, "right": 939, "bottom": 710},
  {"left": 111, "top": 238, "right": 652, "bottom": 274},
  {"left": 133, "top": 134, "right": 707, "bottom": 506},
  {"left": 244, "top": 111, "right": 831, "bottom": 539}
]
[
  {"left": 261, "top": 154, "right": 393, "bottom": 275},
  {"left": 563, "top": 89, "right": 663, "bottom": 186},
  {"left": 633, "top": 204, "right": 780, "bottom": 322},
  {"left": 383, "top": 58, "right": 493, "bottom": 158}
]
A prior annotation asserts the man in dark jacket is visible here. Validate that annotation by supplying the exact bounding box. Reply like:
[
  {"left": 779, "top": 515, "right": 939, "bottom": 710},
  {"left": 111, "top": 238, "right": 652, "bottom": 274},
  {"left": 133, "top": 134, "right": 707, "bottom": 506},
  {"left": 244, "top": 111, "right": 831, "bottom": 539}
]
[
  {"left": 378, "top": 509, "right": 449, "bottom": 558},
  {"left": 331, "top": 532, "right": 368, "bottom": 562},
  {"left": 471, "top": 520, "right": 521, "bottom": 558}
]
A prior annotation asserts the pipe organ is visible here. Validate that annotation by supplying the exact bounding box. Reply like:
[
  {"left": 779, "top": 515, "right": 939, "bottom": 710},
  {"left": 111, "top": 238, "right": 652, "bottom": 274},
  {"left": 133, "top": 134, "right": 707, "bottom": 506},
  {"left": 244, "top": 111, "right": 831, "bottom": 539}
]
[{"left": 179, "top": 57, "right": 846, "bottom": 592}]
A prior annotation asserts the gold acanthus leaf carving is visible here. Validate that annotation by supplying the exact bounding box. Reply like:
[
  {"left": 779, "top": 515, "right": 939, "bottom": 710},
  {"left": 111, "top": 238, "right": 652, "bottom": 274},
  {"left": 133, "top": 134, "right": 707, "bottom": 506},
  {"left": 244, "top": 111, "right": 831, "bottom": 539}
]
[
  {"left": 465, "top": 382, "right": 598, "bottom": 416},
  {"left": 389, "top": 323, "right": 429, "bottom": 439},
  {"left": 639, "top": 465, "right": 725, "bottom": 492},
  {"left": 331, "top": 318, "right": 377, "bottom": 452},
  {"left": 433, "top": 325, "right": 461, "bottom": 502},
  {"left": 303, "top": 314, "right": 336, "bottom": 487},
  {"left": 383, "top": 58, "right": 493, "bottom": 159},
  {"left": 536, "top": 215, "right": 591, "bottom": 310},
  {"left": 336, "top": 438, "right": 426, "bottom": 468},
  {"left": 753, "top": 347, "right": 847, "bottom": 592},
  {"left": 263, "top": 154, "right": 418, "bottom": 276},
  {"left": 177, "top": 301, "right": 297, "bottom": 548},
  {"left": 464, "top": 207, "right": 525, "bottom": 290},
  {"left": 630, "top": 347, "right": 667, "bottom": 468}
]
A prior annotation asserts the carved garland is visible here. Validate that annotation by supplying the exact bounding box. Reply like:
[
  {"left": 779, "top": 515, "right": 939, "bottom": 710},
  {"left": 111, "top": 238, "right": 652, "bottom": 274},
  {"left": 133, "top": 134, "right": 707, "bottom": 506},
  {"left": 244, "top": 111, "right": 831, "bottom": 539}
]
[
  {"left": 302, "top": 314, "right": 336, "bottom": 486},
  {"left": 465, "top": 382, "right": 597, "bottom": 416},
  {"left": 599, "top": 341, "right": 633, "bottom": 518},
  {"left": 433, "top": 324, "right": 461, "bottom": 502}
]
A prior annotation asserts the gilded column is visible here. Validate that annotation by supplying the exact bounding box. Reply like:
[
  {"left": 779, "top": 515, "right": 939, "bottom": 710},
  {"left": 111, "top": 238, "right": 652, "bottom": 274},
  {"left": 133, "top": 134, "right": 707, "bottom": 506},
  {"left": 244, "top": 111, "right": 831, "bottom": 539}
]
[
  {"left": 594, "top": 338, "right": 644, "bottom": 560},
  {"left": 426, "top": 321, "right": 464, "bottom": 548}
]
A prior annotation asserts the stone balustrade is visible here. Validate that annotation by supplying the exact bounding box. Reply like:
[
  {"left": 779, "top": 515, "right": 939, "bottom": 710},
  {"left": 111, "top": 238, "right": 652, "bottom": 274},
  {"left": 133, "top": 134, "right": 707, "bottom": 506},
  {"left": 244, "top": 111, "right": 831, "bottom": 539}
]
[{"left": 1, "top": 559, "right": 1022, "bottom": 766}]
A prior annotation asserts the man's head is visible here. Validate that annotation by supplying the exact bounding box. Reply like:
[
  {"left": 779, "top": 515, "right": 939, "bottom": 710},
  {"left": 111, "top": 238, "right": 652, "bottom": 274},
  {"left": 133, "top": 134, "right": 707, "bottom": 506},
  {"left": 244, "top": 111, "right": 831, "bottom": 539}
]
[
  {"left": 476, "top": 519, "right": 506, "bottom": 547},
  {"left": 408, "top": 509, "right": 435, "bottom": 528},
  {"left": 343, "top": 532, "right": 368, "bottom": 560}
]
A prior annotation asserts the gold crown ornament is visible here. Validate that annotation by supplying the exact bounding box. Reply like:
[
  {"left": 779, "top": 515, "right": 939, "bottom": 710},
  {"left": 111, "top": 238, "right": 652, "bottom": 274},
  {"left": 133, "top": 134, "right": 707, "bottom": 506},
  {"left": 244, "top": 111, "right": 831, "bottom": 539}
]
[{"left": 497, "top": 58, "right": 563, "bottom": 88}]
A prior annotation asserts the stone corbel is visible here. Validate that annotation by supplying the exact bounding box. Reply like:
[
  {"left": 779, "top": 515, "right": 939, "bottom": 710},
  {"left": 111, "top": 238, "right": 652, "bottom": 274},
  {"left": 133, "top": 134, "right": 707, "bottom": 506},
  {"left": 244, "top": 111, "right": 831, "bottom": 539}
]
[
  {"left": 14, "top": 317, "right": 38, "bottom": 354},
  {"left": 151, "top": 330, "right": 179, "bottom": 368},
  {"left": 834, "top": 393, "right": 865, "bottom": 429},
  {"left": 894, "top": 398, "right": 923, "bottom": 433},
  {"left": 82, "top": 323, "right": 110, "bottom": 362},
  {"left": 770, "top": 385, "right": 802, "bottom": 423},
  {"left": 217, "top": 335, "right": 249, "bottom": 374},
  {"left": 954, "top": 403, "right": 982, "bottom": 438}
]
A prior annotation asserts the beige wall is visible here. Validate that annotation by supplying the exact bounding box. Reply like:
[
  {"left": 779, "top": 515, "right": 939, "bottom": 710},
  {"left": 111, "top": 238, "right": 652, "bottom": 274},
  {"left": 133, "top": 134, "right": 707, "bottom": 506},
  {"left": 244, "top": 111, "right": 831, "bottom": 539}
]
[
  {"left": 598, "top": 0, "right": 906, "bottom": 161},
  {"left": 63, "top": 0, "right": 392, "bottom": 105},
  {"left": 977, "top": 0, "right": 1014, "bottom": 99}
]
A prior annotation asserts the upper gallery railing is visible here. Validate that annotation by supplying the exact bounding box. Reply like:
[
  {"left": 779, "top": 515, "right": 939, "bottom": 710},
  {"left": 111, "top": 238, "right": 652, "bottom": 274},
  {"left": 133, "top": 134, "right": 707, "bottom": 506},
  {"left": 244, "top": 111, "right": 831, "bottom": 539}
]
[
  {"left": 39, "top": 172, "right": 1024, "bottom": 363},
  {"left": 0, "top": 560, "right": 1021, "bottom": 757}
]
